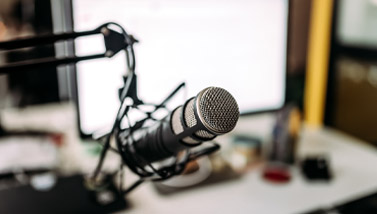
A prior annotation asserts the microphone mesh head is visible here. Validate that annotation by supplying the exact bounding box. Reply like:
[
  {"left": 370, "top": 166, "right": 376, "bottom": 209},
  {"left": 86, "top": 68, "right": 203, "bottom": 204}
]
[
  {"left": 172, "top": 87, "right": 239, "bottom": 144},
  {"left": 184, "top": 98, "right": 215, "bottom": 139},
  {"left": 171, "top": 105, "right": 202, "bottom": 144},
  {"left": 197, "top": 87, "right": 239, "bottom": 134},
  {"left": 184, "top": 98, "right": 197, "bottom": 128},
  {"left": 172, "top": 106, "right": 184, "bottom": 134}
]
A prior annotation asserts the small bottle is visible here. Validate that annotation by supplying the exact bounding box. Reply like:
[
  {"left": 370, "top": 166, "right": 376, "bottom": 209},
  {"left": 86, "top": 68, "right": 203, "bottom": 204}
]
[{"left": 263, "top": 104, "right": 302, "bottom": 183}]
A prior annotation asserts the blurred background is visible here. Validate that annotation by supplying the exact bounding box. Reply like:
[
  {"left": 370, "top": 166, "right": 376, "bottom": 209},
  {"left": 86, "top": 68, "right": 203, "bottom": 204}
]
[{"left": 0, "top": 0, "right": 377, "bottom": 213}]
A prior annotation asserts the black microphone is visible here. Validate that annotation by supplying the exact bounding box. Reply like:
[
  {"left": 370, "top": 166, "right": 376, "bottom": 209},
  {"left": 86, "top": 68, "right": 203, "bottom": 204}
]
[{"left": 119, "top": 87, "right": 240, "bottom": 163}]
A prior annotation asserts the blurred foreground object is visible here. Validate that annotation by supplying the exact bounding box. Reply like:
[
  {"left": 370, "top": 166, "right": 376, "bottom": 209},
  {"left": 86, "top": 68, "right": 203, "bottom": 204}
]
[
  {"left": 0, "top": 103, "right": 84, "bottom": 174},
  {"left": 228, "top": 135, "right": 262, "bottom": 172},
  {"left": 0, "top": 103, "right": 127, "bottom": 213},
  {"left": 0, "top": 135, "right": 59, "bottom": 175}
]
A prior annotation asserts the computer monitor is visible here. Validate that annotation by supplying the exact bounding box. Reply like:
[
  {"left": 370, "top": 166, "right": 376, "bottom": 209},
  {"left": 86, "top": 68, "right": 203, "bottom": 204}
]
[{"left": 66, "top": 0, "right": 289, "bottom": 137}]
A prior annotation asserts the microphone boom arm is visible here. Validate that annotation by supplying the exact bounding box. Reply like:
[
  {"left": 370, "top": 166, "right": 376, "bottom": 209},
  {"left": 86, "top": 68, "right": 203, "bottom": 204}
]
[{"left": 0, "top": 23, "right": 137, "bottom": 74}]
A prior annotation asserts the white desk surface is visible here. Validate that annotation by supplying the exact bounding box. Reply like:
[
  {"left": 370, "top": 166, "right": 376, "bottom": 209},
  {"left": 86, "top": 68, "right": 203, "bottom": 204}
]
[{"left": 123, "top": 114, "right": 377, "bottom": 214}]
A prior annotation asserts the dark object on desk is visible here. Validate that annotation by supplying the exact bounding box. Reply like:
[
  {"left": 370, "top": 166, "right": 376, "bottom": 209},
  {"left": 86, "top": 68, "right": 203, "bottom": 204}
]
[
  {"left": 0, "top": 175, "right": 127, "bottom": 214},
  {"left": 0, "top": 124, "right": 5, "bottom": 137},
  {"left": 305, "top": 191, "right": 377, "bottom": 214},
  {"left": 301, "top": 156, "right": 332, "bottom": 181}
]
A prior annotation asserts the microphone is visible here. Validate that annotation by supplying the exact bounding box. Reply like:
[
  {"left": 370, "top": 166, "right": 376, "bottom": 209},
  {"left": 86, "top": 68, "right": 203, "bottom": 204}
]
[{"left": 119, "top": 87, "right": 240, "bottom": 163}]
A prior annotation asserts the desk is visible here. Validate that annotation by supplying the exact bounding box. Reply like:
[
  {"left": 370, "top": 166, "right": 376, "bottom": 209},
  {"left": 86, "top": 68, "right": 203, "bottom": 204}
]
[
  {"left": 3, "top": 107, "right": 377, "bottom": 213},
  {"left": 124, "top": 114, "right": 377, "bottom": 214}
]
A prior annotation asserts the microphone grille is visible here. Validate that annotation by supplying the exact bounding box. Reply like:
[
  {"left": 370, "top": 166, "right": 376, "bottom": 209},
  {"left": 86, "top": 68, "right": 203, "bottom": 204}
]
[
  {"left": 184, "top": 98, "right": 215, "bottom": 139},
  {"left": 197, "top": 87, "right": 239, "bottom": 134}
]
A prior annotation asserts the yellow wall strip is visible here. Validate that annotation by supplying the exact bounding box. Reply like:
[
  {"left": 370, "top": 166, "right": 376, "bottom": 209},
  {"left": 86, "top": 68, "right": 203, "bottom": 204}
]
[{"left": 304, "top": 0, "right": 334, "bottom": 127}]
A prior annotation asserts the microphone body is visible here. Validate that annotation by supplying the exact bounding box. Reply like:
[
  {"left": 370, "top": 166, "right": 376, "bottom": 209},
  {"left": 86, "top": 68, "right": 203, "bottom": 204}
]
[
  {"left": 131, "top": 118, "right": 187, "bottom": 163},
  {"left": 120, "top": 87, "right": 239, "bottom": 163}
]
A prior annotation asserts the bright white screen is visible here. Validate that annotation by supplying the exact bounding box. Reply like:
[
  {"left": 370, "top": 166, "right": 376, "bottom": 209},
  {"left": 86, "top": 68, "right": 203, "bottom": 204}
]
[{"left": 73, "top": 0, "right": 288, "bottom": 135}]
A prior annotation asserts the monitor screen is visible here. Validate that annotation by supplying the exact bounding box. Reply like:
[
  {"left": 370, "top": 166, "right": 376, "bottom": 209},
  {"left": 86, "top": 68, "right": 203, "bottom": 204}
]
[{"left": 71, "top": 0, "right": 288, "bottom": 136}]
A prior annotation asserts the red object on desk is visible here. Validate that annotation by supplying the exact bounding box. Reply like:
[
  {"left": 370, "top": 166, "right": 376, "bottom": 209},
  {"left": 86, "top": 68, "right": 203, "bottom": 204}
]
[{"left": 262, "top": 166, "right": 291, "bottom": 183}]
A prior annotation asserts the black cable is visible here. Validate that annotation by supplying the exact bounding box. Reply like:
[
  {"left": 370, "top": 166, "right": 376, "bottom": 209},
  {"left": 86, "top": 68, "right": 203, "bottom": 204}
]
[
  {"left": 90, "top": 22, "right": 137, "bottom": 181},
  {"left": 122, "top": 179, "right": 145, "bottom": 195},
  {"left": 91, "top": 76, "right": 135, "bottom": 180}
]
